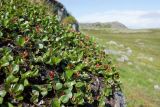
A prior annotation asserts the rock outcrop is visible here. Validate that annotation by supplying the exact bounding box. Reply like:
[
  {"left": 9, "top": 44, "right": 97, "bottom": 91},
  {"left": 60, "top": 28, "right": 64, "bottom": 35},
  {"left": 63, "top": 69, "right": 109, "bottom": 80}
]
[{"left": 46, "top": 0, "right": 79, "bottom": 31}]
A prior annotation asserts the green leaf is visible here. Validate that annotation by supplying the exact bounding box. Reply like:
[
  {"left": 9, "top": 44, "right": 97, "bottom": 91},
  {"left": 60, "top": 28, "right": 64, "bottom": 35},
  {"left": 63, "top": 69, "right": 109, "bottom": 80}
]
[
  {"left": 8, "top": 102, "right": 14, "bottom": 107},
  {"left": 78, "top": 97, "right": 84, "bottom": 105},
  {"left": 72, "top": 92, "right": 84, "bottom": 104},
  {"left": 42, "top": 36, "right": 48, "bottom": 41},
  {"left": 15, "top": 95, "right": 24, "bottom": 101},
  {"left": 30, "top": 90, "right": 39, "bottom": 103},
  {"left": 32, "top": 89, "right": 39, "bottom": 96},
  {"left": 6, "top": 74, "right": 19, "bottom": 84},
  {"left": 0, "top": 31, "right": 3, "bottom": 38},
  {"left": 22, "top": 70, "right": 38, "bottom": 79},
  {"left": 75, "top": 82, "right": 84, "bottom": 88},
  {"left": 75, "top": 64, "right": 84, "bottom": 71},
  {"left": 0, "top": 54, "right": 13, "bottom": 67},
  {"left": 64, "top": 81, "right": 76, "bottom": 88},
  {"left": 24, "top": 79, "right": 29, "bottom": 87},
  {"left": 104, "top": 87, "right": 112, "bottom": 96},
  {"left": 22, "top": 71, "right": 33, "bottom": 79},
  {"left": 3, "top": 19, "right": 9, "bottom": 27},
  {"left": 12, "top": 64, "right": 19, "bottom": 73},
  {"left": 41, "top": 88, "right": 48, "bottom": 97},
  {"left": 47, "top": 84, "right": 52, "bottom": 91},
  {"left": 55, "top": 83, "right": 63, "bottom": 90},
  {"left": 51, "top": 98, "right": 61, "bottom": 107},
  {"left": 21, "top": 21, "right": 29, "bottom": 28},
  {"left": 0, "top": 97, "right": 3, "bottom": 104},
  {"left": 32, "top": 69, "right": 39, "bottom": 77},
  {"left": 1, "top": 62, "right": 9, "bottom": 67},
  {"left": 65, "top": 70, "right": 74, "bottom": 80},
  {"left": 8, "top": 55, "right": 13, "bottom": 61},
  {"left": 38, "top": 43, "right": 44, "bottom": 49},
  {"left": 99, "top": 97, "right": 106, "bottom": 107},
  {"left": 78, "top": 52, "right": 83, "bottom": 61},
  {"left": 64, "top": 89, "right": 72, "bottom": 98},
  {"left": 19, "top": 18, "right": 25, "bottom": 22},
  {"left": 0, "top": 52, "right": 13, "bottom": 67},
  {"left": 30, "top": 95, "right": 39, "bottom": 103},
  {"left": 16, "top": 36, "right": 25, "bottom": 47},
  {"left": 0, "top": 90, "right": 6, "bottom": 97},
  {"left": 53, "top": 57, "right": 62, "bottom": 64},
  {"left": 51, "top": 57, "right": 61, "bottom": 65},
  {"left": 60, "top": 95, "right": 70, "bottom": 104},
  {"left": 13, "top": 84, "right": 24, "bottom": 94}
]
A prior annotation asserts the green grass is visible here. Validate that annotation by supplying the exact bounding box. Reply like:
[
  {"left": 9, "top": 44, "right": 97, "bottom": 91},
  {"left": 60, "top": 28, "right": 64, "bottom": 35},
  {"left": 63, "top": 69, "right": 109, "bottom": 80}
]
[{"left": 81, "top": 28, "right": 160, "bottom": 107}]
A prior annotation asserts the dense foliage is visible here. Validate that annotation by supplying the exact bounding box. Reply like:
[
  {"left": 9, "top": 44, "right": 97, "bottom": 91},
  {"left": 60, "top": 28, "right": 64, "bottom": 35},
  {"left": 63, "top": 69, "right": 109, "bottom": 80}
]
[
  {"left": 61, "top": 16, "right": 77, "bottom": 26},
  {"left": 0, "top": 0, "right": 120, "bottom": 106}
]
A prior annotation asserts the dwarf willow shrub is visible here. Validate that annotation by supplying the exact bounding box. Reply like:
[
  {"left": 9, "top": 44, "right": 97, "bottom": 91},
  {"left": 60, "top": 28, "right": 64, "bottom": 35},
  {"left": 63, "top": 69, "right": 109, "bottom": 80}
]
[
  {"left": 0, "top": 0, "right": 120, "bottom": 106},
  {"left": 62, "top": 16, "right": 77, "bottom": 26}
]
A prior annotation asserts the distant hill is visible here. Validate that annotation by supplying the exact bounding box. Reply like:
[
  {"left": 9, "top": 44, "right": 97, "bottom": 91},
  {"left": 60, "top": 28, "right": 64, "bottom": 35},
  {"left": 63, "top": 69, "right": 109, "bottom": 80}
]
[{"left": 80, "top": 21, "right": 128, "bottom": 29}]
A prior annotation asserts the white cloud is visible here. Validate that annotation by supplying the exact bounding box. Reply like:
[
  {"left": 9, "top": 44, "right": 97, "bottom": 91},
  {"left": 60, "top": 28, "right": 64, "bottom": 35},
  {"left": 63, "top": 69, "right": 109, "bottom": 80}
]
[{"left": 77, "top": 10, "right": 160, "bottom": 29}]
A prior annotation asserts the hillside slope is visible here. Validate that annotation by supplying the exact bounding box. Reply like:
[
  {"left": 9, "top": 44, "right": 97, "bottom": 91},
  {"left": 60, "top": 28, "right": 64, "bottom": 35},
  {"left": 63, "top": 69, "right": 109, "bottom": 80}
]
[{"left": 0, "top": 0, "right": 121, "bottom": 106}]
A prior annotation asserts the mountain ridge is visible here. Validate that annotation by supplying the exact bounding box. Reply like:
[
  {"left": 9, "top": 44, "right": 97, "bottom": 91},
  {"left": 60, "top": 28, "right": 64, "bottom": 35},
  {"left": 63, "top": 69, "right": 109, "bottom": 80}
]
[{"left": 80, "top": 21, "right": 128, "bottom": 29}]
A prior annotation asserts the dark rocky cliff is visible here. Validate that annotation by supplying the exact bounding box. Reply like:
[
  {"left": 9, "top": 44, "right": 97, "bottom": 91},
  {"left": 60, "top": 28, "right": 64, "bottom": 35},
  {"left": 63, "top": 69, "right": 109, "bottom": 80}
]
[{"left": 46, "top": 0, "right": 79, "bottom": 31}]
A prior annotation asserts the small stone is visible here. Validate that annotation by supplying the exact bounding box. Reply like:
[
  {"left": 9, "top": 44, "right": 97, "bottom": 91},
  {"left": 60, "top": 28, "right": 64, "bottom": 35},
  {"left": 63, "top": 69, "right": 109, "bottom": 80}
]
[
  {"left": 154, "top": 85, "right": 160, "bottom": 91},
  {"left": 117, "top": 55, "right": 129, "bottom": 62},
  {"left": 128, "top": 62, "right": 133, "bottom": 65}
]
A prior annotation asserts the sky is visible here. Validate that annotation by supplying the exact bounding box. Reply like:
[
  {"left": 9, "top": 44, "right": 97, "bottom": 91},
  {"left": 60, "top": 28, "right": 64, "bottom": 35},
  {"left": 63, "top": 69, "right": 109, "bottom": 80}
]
[{"left": 59, "top": 0, "right": 160, "bottom": 29}]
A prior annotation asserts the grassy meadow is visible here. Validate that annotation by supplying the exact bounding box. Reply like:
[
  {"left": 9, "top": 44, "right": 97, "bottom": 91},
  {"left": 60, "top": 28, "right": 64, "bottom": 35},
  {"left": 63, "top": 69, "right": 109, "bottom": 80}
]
[{"left": 81, "top": 28, "right": 160, "bottom": 107}]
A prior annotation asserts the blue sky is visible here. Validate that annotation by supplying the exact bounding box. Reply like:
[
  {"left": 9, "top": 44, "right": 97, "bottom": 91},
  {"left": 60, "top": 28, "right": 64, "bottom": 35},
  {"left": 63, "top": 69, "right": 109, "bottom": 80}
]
[{"left": 59, "top": 0, "right": 160, "bottom": 28}]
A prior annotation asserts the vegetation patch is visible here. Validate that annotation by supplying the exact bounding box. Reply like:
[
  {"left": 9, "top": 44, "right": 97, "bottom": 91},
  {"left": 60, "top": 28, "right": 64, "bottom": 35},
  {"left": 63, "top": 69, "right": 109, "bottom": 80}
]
[{"left": 0, "top": 0, "right": 120, "bottom": 106}]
